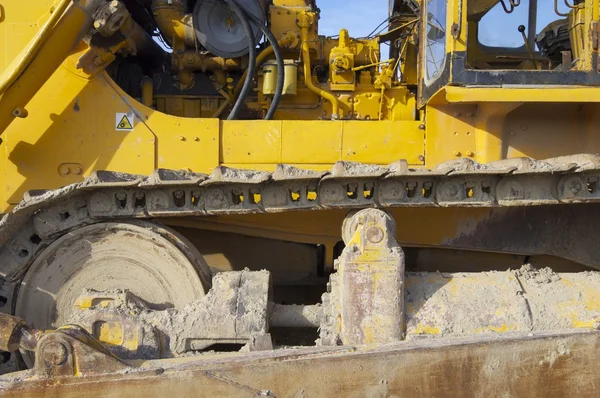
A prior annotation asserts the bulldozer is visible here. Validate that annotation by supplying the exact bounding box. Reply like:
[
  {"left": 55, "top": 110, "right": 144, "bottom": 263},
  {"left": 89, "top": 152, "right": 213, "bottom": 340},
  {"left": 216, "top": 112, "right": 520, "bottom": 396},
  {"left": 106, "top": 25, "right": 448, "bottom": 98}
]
[{"left": 2, "top": 0, "right": 600, "bottom": 395}]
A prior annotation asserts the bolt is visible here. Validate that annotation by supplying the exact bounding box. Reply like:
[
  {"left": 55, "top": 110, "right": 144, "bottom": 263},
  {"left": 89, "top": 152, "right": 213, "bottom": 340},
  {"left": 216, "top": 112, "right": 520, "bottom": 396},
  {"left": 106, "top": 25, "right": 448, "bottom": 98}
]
[
  {"left": 179, "top": 136, "right": 186, "bottom": 141},
  {"left": 569, "top": 180, "right": 583, "bottom": 194},
  {"left": 418, "top": 155, "right": 425, "bottom": 162},
  {"left": 43, "top": 342, "right": 68, "bottom": 366},
  {"left": 466, "top": 151, "right": 474, "bottom": 157},
  {"left": 12, "top": 107, "right": 28, "bottom": 118},
  {"left": 445, "top": 184, "right": 459, "bottom": 197},
  {"left": 73, "top": 166, "right": 83, "bottom": 175},
  {"left": 466, "top": 112, "right": 473, "bottom": 117},
  {"left": 366, "top": 226, "right": 384, "bottom": 244},
  {"left": 58, "top": 165, "right": 71, "bottom": 176},
  {"left": 453, "top": 112, "right": 461, "bottom": 117},
  {"left": 193, "top": 136, "right": 200, "bottom": 142},
  {"left": 520, "top": 125, "right": 528, "bottom": 131},
  {"left": 418, "top": 124, "right": 425, "bottom": 130},
  {"left": 453, "top": 151, "right": 461, "bottom": 157},
  {"left": 509, "top": 131, "right": 516, "bottom": 137}
]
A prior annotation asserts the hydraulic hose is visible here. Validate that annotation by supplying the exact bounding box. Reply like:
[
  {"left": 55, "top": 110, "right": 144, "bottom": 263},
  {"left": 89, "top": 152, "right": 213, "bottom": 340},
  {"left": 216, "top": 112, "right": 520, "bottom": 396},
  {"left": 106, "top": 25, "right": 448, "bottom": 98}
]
[
  {"left": 236, "top": 4, "right": 284, "bottom": 120},
  {"left": 220, "top": 0, "right": 256, "bottom": 120}
]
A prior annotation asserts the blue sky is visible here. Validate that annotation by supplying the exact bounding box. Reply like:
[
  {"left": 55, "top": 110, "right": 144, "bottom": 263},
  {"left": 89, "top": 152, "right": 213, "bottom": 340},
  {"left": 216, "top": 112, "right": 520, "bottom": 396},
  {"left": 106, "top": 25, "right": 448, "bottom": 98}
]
[
  {"left": 317, "top": 0, "right": 389, "bottom": 37},
  {"left": 317, "top": 1, "right": 573, "bottom": 48},
  {"left": 479, "top": 0, "right": 572, "bottom": 48}
]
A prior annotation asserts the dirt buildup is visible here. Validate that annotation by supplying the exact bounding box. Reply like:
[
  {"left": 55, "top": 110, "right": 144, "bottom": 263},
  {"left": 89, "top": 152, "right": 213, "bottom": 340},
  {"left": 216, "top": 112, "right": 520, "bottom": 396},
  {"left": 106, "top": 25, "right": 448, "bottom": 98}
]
[
  {"left": 405, "top": 267, "right": 600, "bottom": 339},
  {"left": 65, "top": 270, "right": 270, "bottom": 359},
  {"left": 514, "top": 264, "right": 561, "bottom": 284}
]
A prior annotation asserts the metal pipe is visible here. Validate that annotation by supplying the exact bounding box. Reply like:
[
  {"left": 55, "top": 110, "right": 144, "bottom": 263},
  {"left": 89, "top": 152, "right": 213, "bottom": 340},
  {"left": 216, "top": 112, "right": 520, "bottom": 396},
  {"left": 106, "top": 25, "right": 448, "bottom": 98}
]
[
  {"left": 0, "top": 313, "right": 43, "bottom": 352},
  {"left": 0, "top": 0, "right": 72, "bottom": 96},
  {"left": 555, "top": 0, "right": 570, "bottom": 16},
  {"left": 299, "top": 13, "right": 339, "bottom": 119},
  {"left": 0, "top": 0, "right": 104, "bottom": 136},
  {"left": 141, "top": 77, "right": 153, "bottom": 107},
  {"left": 151, "top": 0, "right": 194, "bottom": 51}
]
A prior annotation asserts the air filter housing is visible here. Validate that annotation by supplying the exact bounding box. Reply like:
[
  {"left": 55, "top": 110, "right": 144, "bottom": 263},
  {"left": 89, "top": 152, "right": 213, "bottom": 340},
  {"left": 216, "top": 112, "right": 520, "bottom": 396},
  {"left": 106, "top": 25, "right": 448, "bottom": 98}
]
[{"left": 193, "top": 0, "right": 267, "bottom": 58}]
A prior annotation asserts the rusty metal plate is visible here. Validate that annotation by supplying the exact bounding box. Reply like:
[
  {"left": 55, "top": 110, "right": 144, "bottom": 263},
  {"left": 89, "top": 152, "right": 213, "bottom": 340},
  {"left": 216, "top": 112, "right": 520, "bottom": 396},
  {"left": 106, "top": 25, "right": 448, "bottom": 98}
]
[{"left": 2, "top": 330, "right": 600, "bottom": 397}]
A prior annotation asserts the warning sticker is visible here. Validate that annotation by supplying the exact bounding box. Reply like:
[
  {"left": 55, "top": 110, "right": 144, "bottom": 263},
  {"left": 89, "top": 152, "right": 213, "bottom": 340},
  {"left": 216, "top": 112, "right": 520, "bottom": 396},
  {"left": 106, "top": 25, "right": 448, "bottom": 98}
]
[{"left": 115, "top": 112, "right": 134, "bottom": 131}]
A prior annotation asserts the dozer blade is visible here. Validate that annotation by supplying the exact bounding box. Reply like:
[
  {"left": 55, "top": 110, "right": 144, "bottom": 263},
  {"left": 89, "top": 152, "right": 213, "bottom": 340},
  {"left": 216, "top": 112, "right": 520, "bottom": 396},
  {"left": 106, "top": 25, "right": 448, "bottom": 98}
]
[{"left": 1, "top": 330, "right": 599, "bottom": 397}]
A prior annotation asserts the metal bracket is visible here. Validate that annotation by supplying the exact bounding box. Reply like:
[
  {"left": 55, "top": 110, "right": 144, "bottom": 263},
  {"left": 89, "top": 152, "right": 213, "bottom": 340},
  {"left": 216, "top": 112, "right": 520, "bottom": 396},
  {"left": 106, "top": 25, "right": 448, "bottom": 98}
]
[
  {"left": 34, "top": 326, "right": 127, "bottom": 378},
  {"left": 322, "top": 209, "right": 405, "bottom": 346}
]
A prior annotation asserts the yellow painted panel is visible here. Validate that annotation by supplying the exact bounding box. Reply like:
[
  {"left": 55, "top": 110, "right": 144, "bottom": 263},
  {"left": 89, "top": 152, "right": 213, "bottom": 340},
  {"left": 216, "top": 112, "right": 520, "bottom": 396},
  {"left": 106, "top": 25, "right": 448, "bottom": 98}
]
[
  {"left": 425, "top": 105, "right": 478, "bottom": 167},
  {"left": 221, "top": 120, "right": 283, "bottom": 163},
  {"left": 2, "top": 69, "right": 155, "bottom": 209},
  {"left": 222, "top": 163, "right": 333, "bottom": 172},
  {"left": 445, "top": 86, "right": 600, "bottom": 103},
  {"left": 281, "top": 121, "right": 342, "bottom": 164},
  {"left": 342, "top": 121, "right": 424, "bottom": 164},
  {"left": 1, "top": 1, "right": 54, "bottom": 68},
  {"left": 150, "top": 114, "right": 219, "bottom": 173}
]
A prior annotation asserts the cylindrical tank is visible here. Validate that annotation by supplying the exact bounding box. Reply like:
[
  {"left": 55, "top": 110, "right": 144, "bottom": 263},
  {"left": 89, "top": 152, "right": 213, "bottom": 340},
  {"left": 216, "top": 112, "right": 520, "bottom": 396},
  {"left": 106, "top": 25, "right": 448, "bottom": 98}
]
[
  {"left": 262, "top": 59, "right": 298, "bottom": 95},
  {"left": 193, "top": 0, "right": 267, "bottom": 58}
]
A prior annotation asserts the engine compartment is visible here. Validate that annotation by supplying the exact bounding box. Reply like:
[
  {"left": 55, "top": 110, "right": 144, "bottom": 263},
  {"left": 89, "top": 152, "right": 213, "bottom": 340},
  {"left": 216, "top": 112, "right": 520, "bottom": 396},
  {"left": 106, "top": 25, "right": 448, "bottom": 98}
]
[{"left": 90, "top": 0, "right": 416, "bottom": 121}]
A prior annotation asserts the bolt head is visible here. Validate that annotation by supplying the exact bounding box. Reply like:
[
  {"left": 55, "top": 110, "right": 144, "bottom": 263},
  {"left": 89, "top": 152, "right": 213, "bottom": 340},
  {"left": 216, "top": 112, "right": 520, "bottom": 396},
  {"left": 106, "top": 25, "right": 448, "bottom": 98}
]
[
  {"left": 43, "top": 342, "right": 68, "bottom": 366},
  {"left": 569, "top": 180, "right": 583, "bottom": 194},
  {"left": 445, "top": 184, "right": 459, "bottom": 197},
  {"left": 366, "top": 226, "right": 384, "bottom": 244},
  {"left": 58, "top": 165, "right": 71, "bottom": 176}
]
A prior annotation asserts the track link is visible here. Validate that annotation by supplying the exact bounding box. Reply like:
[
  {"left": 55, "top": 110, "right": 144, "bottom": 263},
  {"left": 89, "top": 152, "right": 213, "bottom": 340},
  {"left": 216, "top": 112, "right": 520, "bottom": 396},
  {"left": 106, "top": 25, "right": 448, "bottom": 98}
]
[{"left": 2, "top": 154, "right": 600, "bottom": 287}]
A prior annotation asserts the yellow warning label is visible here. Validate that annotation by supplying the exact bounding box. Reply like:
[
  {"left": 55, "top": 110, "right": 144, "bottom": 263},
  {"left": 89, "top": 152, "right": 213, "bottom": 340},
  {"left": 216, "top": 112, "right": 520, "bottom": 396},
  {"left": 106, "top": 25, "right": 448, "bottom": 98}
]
[{"left": 117, "top": 114, "right": 133, "bottom": 130}]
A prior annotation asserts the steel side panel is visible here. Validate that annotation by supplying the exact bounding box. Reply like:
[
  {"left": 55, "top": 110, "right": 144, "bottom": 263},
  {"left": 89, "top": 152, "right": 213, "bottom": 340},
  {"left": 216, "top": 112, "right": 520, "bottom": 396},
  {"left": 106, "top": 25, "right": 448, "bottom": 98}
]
[
  {"left": 2, "top": 331, "right": 600, "bottom": 397},
  {"left": 220, "top": 120, "right": 425, "bottom": 166}
]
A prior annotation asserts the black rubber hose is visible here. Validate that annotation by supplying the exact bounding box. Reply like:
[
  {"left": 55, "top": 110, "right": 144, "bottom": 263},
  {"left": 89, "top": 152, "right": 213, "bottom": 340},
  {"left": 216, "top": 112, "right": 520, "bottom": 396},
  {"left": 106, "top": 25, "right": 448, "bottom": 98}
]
[
  {"left": 237, "top": 4, "right": 284, "bottom": 120},
  {"left": 220, "top": 0, "right": 256, "bottom": 120}
]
